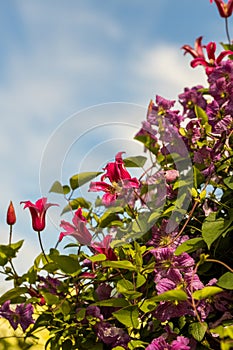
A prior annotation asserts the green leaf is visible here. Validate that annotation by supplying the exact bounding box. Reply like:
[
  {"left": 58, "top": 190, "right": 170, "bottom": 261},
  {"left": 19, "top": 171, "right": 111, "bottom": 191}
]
[
  {"left": 175, "top": 238, "right": 206, "bottom": 255},
  {"left": 138, "top": 298, "right": 157, "bottom": 313},
  {"left": 88, "top": 254, "right": 106, "bottom": 262},
  {"left": 102, "top": 260, "right": 137, "bottom": 271},
  {"left": 194, "top": 105, "right": 208, "bottom": 124},
  {"left": 217, "top": 272, "right": 233, "bottom": 290},
  {"left": 93, "top": 298, "right": 129, "bottom": 308},
  {"left": 0, "top": 287, "right": 28, "bottom": 304},
  {"left": 61, "top": 197, "right": 91, "bottom": 214},
  {"left": 224, "top": 176, "right": 233, "bottom": 190},
  {"left": 189, "top": 322, "right": 207, "bottom": 341},
  {"left": 202, "top": 212, "right": 233, "bottom": 249},
  {"left": 193, "top": 165, "right": 205, "bottom": 189},
  {"left": 116, "top": 279, "right": 142, "bottom": 299},
  {"left": 10, "top": 240, "right": 24, "bottom": 252},
  {"left": 139, "top": 290, "right": 187, "bottom": 311},
  {"left": 210, "top": 324, "right": 233, "bottom": 339},
  {"left": 99, "top": 211, "right": 120, "bottom": 228},
  {"left": 49, "top": 180, "right": 70, "bottom": 194},
  {"left": 112, "top": 306, "right": 139, "bottom": 328},
  {"left": 51, "top": 255, "right": 80, "bottom": 274},
  {"left": 112, "top": 347, "right": 125, "bottom": 350},
  {"left": 192, "top": 286, "right": 223, "bottom": 300},
  {"left": 136, "top": 273, "right": 146, "bottom": 288},
  {"left": 128, "top": 340, "right": 148, "bottom": 349},
  {"left": 69, "top": 171, "right": 102, "bottom": 190},
  {"left": 123, "top": 156, "right": 147, "bottom": 168},
  {"left": 0, "top": 240, "right": 24, "bottom": 265},
  {"left": 60, "top": 300, "right": 71, "bottom": 315},
  {"left": 42, "top": 292, "right": 59, "bottom": 306},
  {"left": 152, "top": 289, "right": 187, "bottom": 302}
]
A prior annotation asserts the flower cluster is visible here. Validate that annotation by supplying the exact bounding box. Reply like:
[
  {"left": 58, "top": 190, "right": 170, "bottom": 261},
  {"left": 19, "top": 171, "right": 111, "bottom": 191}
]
[{"left": 0, "top": 1, "right": 232, "bottom": 349}]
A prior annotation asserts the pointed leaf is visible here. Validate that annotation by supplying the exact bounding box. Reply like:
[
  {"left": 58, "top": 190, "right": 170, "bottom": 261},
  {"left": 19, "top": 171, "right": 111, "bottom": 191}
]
[
  {"left": 123, "top": 156, "right": 147, "bottom": 168},
  {"left": 175, "top": 238, "right": 206, "bottom": 255},
  {"left": 49, "top": 181, "right": 70, "bottom": 195},
  {"left": 102, "top": 260, "right": 137, "bottom": 271},
  {"left": 69, "top": 171, "right": 102, "bottom": 190},
  {"left": 202, "top": 212, "right": 233, "bottom": 249},
  {"left": 93, "top": 298, "right": 129, "bottom": 307},
  {"left": 0, "top": 287, "right": 28, "bottom": 304},
  {"left": 217, "top": 272, "right": 233, "bottom": 290},
  {"left": 192, "top": 286, "right": 223, "bottom": 300},
  {"left": 51, "top": 255, "right": 80, "bottom": 274},
  {"left": 224, "top": 176, "right": 233, "bottom": 190},
  {"left": 61, "top": 197, "right": 91, "bottom": 215},
  {"left": 189, "top": 322, "right": 207, "bottom": 341},
  {"left": 112, "top": 306, "right": 139, "bottom": 328},
  {"left": 194, "top": 105, "right": 208, "bottom": 124}
]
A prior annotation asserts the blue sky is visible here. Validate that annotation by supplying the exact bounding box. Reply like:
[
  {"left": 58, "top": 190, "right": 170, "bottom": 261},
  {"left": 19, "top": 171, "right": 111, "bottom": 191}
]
[{"left": 0, "top": 0, "right": 231, "bottom": 276}]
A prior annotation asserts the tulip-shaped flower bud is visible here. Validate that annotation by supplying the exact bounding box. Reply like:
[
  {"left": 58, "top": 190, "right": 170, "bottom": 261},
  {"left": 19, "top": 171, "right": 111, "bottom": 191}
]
[
  {"left": 20, "top": 197, "right": 58, "bottom": 232},
  {"left": 7, "top": 201, "right": 16, "bottom": 226}
]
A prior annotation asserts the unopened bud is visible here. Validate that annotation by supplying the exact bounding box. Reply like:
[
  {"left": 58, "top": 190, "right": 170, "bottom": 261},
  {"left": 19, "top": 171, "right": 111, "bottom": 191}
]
[{"left": 7, "top": 201, "right": 16, "bottom": 225}]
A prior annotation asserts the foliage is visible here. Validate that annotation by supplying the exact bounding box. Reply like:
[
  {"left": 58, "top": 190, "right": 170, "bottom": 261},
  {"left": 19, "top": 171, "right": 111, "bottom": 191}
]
[{"left": 0, "top": 1, "right": 233, "bottom": 349}]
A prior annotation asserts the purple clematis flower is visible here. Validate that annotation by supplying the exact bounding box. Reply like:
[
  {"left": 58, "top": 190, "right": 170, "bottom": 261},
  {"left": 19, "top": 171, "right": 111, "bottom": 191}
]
[{"left": 0, "top": 300, "right": 34, "bottom": 332}]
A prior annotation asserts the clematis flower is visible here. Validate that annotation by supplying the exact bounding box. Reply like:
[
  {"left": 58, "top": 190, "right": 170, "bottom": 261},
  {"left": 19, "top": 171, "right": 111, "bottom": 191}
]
[
  {"left": 210, "top": 0, "right": 233, "bottom": 18},
  {"left": 182, "top": 37, "right": 233, "bottom": 74},
  {"left": 182, "top": 36, "right": 205, "bottom": 60},
  {"left": 146, "top": 335, "right": 190, "bottom": 350},
  {"left": 91, "top": 234, "right": 117, "bottom": 260},
  {"left": 89, "top": 152, "right": 140, "bottom": 206},
  {"left": 21, "top": 197, "right": 58, "bottom": 232},
  {"left": 59, "top": 208, "right": 92, "bottom": 245},
  {"left": 0, "top": 300, "right": 34, "bottom": 332}
]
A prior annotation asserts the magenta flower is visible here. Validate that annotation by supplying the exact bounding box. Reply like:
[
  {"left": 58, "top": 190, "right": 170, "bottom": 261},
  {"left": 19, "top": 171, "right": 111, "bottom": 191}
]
[
  {"left": 182, "top": 37, "right": 233, "bottom": 74},
  {"left": 59, "top": 208, "right": 92, "bottom": 245},
  {"left": 89, "top": 152, "right": 140, "bottom": 206},
  {"left": 91, "top": 235, "right": 118, "bottom": 260},
  {"left": 182, "top": 36, "right": 205, "bottom": 60},
  {"left": 146, "top": 335, "right": 190, "bottom": 350},
  {"left": 210, "top": 0, "right": 233, "bottom": 18},
  {"left": 21, "top": 197, "right": 58, "bottom": 232}
]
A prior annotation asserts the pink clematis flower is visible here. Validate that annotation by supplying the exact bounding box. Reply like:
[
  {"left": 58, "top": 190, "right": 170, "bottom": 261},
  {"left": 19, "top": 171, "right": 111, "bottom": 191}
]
[
  {"left": 182, "top": 37, "right": 233, "bottom": 74},
  {"left": 89, "top": 152, "right": 140, "bottom": 206},
  {"left": 210, "top": 0, "right": 233, "bottom": 18},
  {"left": 21, "top": 197, "right": 58, "bottom": 232},
  {"left": 91, "top": 235, "right": 117, "bottom": 261},
  {"left": 59, "top": 208, "right": 92, "bottom": 245}
]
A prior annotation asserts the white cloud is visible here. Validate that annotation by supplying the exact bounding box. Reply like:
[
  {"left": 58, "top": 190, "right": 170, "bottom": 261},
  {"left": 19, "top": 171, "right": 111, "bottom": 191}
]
[{"left": 131, "top": 42, "right": 208, "bottom": 103}]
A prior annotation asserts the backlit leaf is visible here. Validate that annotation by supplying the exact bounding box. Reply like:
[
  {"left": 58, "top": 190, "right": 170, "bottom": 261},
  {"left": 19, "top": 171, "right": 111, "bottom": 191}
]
[{"left": 69, "top": 171, "right": 102, "bottom": 190}]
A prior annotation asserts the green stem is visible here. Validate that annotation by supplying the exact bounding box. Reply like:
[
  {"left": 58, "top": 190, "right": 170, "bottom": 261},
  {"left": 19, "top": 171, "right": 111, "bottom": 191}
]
[
  {"left": 38, "top": 231, "right": 49, "bottom": 264},
  {"left": 9, "top": 225, "right": 13, "bottom": 245},
  {"left": 225, "top": 18, "right": 231, "bottom": 44},
  {"left": 206, "top": 258, "right": 233, "bottom": 273}
]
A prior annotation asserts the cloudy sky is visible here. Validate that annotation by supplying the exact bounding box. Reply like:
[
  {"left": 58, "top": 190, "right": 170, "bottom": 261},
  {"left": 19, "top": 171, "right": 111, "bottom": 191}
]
[{"left": 0, "top": 0, "right": 230, "bottom": 276}]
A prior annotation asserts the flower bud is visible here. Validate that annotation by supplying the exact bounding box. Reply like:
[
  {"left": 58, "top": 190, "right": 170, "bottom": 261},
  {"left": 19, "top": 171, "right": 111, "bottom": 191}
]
[{"left": 7, "top": 201, "right": 16, "bottom": 225}]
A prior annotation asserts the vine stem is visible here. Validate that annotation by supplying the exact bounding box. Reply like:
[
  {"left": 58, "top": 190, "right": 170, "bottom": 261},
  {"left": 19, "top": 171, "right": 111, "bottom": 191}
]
[
  {"left": 38, "top": 231, "right": 49, "bottom": 264},
  {"left": 206, "top": 258, "right": 233, "bottom": 273}
]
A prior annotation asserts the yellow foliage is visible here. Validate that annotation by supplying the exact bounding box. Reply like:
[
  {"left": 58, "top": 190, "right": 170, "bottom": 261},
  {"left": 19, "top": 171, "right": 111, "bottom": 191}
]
[{"left": 0, "top": 318, "right": 49, "bottom": 349}]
